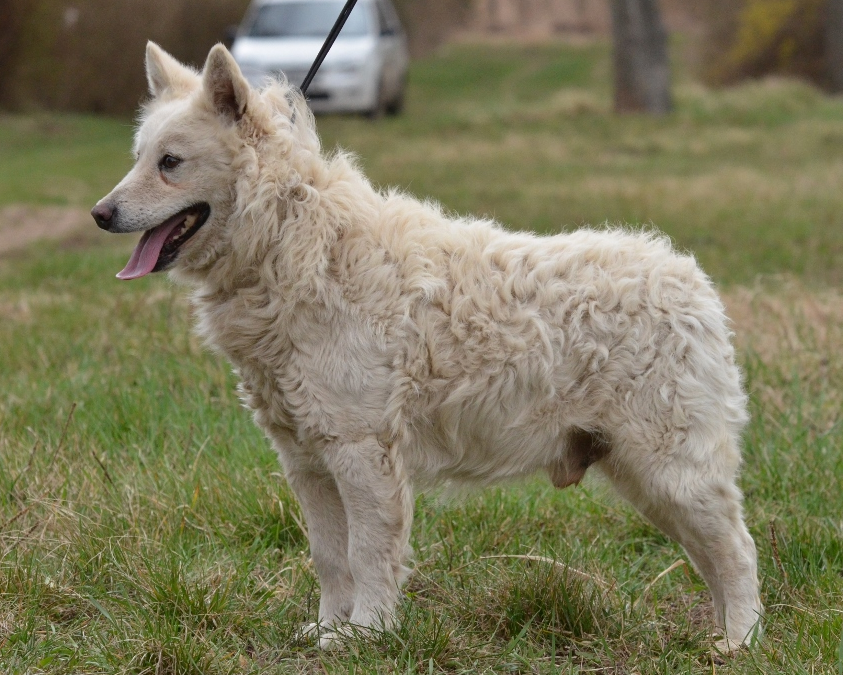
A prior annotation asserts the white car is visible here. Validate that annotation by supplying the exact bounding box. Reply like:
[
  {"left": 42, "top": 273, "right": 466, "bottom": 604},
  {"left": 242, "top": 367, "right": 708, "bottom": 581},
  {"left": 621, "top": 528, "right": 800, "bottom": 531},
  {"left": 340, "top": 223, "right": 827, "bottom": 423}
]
[{"left": 231, "top": 0, "right": 409, "bottom": 116}]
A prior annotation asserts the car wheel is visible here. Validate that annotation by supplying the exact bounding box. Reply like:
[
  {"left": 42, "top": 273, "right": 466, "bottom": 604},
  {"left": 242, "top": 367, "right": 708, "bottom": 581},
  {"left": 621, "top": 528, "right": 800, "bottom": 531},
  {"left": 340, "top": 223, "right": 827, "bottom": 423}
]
[
  {"left": 385, "top": 78, "right": 405, "bottom": 116},
  {"left": 365, "top": 86, "right": 387, "bottom": 119}
]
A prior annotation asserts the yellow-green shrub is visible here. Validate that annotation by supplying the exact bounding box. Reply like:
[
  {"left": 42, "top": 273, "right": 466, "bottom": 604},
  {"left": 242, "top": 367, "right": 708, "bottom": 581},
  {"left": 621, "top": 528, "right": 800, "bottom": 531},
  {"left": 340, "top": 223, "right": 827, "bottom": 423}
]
[{"left": 700, "top": 0, "right": 828, "bottom": 87}]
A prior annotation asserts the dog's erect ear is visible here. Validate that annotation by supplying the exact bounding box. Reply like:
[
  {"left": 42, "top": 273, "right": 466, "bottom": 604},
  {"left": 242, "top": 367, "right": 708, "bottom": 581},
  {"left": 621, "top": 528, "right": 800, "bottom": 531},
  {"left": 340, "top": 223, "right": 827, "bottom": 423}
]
[
  {"left": 202, "top": 44, "right": 250, "bottom": 123},
  {"left": 145, "top": 42, "right": 199, "bottom": 98}
]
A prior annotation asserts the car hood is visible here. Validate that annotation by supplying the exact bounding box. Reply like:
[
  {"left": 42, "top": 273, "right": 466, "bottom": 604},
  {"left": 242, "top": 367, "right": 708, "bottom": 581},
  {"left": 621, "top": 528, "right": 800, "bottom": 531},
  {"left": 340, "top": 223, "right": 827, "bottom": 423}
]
[{"left": 232, "top": 36, "right": 375, "bottom": 70}]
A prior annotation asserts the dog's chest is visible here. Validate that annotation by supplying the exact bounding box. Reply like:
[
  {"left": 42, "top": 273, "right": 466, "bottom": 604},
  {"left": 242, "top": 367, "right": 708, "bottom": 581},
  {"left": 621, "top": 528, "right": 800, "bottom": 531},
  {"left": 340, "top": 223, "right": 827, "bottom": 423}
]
[{"left": 195, "top": 290, "right": 395, "bottom": 444}]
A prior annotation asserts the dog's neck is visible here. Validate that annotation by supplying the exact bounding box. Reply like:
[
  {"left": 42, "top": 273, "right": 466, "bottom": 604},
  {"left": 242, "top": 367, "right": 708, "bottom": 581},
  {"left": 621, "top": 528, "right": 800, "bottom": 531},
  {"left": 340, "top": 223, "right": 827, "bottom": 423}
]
[
  {"left": 184, "top": 153, "right": 380, "bottom": 384},
  {"left": 190, "top": 149, "right": 379, "bottom": 301}
]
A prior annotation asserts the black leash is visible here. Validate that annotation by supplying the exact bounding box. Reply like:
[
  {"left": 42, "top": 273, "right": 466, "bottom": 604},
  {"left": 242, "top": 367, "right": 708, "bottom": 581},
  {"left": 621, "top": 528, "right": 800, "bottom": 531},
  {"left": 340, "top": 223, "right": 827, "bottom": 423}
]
[{"left": 300, "top": 0, "right": 360, "bottom": 95}]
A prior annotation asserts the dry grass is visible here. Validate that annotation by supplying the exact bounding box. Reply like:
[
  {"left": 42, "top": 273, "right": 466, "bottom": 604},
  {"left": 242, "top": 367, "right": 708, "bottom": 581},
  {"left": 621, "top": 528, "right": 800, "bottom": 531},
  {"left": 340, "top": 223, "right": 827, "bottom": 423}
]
[{"left": 726, "top": 279, "right": 843, "bottom": 435}]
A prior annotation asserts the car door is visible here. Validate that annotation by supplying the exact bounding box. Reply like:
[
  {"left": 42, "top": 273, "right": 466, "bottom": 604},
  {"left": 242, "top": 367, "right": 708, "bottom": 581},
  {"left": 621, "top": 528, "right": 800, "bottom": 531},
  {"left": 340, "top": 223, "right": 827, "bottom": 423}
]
[{"left": 373, "top": 0, "right": 407, "bottom": 101}]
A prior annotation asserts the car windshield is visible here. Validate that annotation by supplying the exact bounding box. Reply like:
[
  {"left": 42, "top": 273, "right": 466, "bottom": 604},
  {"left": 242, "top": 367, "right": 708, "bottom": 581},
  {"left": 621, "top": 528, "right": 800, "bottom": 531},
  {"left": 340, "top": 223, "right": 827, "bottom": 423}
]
[{"left": 247, "top": 1, "right": 369, "bottom": 38}]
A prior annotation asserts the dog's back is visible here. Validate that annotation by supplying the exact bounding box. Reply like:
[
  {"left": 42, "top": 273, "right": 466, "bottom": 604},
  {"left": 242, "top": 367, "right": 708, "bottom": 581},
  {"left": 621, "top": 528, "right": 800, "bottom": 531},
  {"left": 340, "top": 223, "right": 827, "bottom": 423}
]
[{"left": 325, "top": 206, "right": 746, "bottom": 486}]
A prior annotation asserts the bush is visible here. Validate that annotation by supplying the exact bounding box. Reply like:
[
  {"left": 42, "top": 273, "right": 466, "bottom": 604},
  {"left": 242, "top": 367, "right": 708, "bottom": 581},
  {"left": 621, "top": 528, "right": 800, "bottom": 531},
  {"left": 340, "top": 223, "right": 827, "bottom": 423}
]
[
  {"left": 0, "top": 0, "right": 251, "bottom": 115},
  {"left": 699, "top": 0, "right": 834, "bottom": 88}
]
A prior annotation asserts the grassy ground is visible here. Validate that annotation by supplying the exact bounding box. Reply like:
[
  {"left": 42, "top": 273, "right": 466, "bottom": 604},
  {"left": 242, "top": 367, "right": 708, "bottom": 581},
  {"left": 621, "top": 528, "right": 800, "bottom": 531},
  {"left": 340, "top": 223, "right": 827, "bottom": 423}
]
[{"left": 1, "top": 41, "right": 842, "bottom": 673}]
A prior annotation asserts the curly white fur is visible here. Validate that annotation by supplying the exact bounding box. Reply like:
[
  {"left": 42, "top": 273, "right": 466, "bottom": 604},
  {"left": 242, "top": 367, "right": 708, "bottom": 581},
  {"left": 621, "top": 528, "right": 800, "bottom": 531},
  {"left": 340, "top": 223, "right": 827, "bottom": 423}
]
[{"left": 96, "top": 43, "right": 762, "bottom": 651}]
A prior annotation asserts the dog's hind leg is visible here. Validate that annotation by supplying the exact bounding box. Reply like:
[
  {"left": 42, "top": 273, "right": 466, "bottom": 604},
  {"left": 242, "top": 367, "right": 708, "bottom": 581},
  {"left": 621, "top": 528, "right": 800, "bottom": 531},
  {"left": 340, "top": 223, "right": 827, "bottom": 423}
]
[
  {"left": 327, "top": 437, "right": 413, "bottom": 635},
  {"left": 601, "top": 434, "right": 762, "bottom": 652},
  {"left": 285, "top": 466, "right": 356, "bottom": 630}
]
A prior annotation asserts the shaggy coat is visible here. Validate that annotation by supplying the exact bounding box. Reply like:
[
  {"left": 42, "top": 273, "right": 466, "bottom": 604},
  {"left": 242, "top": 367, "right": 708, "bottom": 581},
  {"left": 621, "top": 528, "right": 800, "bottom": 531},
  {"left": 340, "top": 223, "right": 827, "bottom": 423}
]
[{"left": 94, "top": 43, "right": 762, "bottom": 651}]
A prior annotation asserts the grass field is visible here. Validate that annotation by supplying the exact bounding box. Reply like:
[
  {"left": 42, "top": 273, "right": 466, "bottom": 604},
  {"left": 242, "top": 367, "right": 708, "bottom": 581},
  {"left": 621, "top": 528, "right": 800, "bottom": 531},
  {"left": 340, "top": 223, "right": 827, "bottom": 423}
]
[{"left": 1, "top": 40, "right": 842, "bottom": 673}]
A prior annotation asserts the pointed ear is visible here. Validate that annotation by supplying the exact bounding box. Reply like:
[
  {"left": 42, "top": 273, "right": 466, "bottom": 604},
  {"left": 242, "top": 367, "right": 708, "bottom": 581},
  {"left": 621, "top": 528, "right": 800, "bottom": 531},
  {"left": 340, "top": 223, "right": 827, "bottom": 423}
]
[
  {"left": 145, "top": 42, "right": 199, "bottom": 98},
  {"left": 202, "top": 44, "right": 250, "bottom": 122}
]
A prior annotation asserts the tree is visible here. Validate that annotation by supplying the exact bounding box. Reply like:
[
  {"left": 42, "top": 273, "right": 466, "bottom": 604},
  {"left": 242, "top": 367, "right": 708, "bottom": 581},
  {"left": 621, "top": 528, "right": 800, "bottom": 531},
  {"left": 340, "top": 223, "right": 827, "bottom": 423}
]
[
  {"left": 610, "top": 0, "right": 672, "bottom": 115},
  {"left": 827, "top": 0, "right": 843, "bottom": 92}
]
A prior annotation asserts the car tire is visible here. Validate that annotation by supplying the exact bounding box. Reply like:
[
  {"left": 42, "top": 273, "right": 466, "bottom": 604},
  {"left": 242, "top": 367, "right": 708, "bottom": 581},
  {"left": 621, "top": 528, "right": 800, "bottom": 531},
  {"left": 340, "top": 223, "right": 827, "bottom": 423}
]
[
  {"left": 385, "top": 78, "right": 406, "bottom": 116},
  {"left": 365, "top": 80, "right": 388, "bottom": 120},
  {"left": 364, "top": 72, "right": 390, "bottom": 120}
]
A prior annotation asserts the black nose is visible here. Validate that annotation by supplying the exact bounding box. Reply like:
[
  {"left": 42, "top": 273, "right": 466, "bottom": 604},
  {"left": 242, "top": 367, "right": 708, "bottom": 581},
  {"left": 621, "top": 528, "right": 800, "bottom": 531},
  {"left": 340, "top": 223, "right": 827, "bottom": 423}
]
[{"left": 91, "top": 203, "right": 115, "bottom": 231}]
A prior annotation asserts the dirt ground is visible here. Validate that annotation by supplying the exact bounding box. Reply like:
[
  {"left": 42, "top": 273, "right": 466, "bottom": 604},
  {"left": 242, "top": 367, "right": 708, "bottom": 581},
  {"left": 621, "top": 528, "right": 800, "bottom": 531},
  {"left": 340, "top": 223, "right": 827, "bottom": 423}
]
[{"left": 0, "top": 204, "right": 94, "bottom": 256}]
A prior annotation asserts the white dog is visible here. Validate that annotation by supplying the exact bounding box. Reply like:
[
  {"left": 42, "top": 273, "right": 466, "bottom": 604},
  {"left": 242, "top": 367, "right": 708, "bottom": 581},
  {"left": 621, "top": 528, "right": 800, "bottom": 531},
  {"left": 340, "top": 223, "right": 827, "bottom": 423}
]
[{"left": 93, "top": 43, "right": 762, "bottom": 651}]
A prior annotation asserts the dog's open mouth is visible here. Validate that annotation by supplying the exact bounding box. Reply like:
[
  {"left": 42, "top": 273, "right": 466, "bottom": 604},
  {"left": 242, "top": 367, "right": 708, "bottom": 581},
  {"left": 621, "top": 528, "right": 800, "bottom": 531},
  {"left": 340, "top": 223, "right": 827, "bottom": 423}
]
[{"left": 117, "top": 203, "right": 210, "bottom": 280}]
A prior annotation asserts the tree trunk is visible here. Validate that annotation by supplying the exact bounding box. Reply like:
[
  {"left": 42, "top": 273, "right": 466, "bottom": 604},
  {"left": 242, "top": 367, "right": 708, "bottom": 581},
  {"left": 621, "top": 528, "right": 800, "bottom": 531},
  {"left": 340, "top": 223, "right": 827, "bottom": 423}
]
[
  {"left": 610, "top": 0, "right": 672, "bottom": 115},
  {"left": 826, "top": 0, "right": 843, "bottom": 92},
  {"left": 0, "top": 0, "right": 29, "bottom": 108}
]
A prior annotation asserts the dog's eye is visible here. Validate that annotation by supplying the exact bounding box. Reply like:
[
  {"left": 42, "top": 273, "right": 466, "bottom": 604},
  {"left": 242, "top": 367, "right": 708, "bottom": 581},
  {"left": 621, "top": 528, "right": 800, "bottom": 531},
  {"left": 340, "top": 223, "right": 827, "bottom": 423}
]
[{"left": 159, "top": 154, "right": 181, "bottom": 171}]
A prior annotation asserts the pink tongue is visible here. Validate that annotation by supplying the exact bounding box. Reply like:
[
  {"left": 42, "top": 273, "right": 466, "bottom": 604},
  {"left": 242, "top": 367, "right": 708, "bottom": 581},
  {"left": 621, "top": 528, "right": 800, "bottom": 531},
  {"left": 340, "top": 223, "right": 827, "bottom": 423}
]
[{"left": 116, "top": 220, "right": 182, "bottom": 280}]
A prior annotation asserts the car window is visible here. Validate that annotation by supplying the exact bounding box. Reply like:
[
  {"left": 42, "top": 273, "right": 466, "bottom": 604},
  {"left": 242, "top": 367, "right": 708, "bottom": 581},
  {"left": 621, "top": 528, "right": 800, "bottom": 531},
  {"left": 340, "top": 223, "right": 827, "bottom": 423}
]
[
  {"left": 248, "top": 1, "right": 369, "bottom": 38},
  {"left": 375, "top": 0, "right": 401, "bottom": 35},
  {"left": 375, "top": 2, "right": 390, "bottom": 35}
]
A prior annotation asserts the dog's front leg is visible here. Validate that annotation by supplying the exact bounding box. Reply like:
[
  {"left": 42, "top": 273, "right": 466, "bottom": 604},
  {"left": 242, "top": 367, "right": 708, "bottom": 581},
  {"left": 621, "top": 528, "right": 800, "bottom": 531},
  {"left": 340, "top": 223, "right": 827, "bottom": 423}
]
[
  {"left": 285, "top": 467, "right": 356, "bottom": 630},
  {"left": 327, "top": 437, "right": 413, "bottom": 634}
]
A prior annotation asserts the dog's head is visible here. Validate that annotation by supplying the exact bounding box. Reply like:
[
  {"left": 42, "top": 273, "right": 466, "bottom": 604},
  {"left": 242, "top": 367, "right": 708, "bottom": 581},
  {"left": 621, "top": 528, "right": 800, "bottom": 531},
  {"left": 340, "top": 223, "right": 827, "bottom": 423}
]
[{"left": 92, "top": 42, "right": 316, "bottom": 283}]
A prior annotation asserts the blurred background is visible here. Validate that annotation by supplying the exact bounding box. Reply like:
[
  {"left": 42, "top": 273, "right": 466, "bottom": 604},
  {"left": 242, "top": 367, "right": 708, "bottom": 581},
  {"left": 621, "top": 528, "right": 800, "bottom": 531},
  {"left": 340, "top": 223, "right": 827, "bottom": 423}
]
[
  {"left": 2, "top": 0, "right": 843, "bottom": 115},
  {"left": 3, "top": 0, "right": 843, "bottom": 284}
]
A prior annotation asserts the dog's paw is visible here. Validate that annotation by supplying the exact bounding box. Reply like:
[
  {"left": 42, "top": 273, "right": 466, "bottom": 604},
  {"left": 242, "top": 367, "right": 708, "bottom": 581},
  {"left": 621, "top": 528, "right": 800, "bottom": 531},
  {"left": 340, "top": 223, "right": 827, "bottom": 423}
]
[
  {"left": 711, "top": 636, "right": 745, "bottom": 662},
  {"left": 297, "top": 622, "right": 351, "bottom": 650},
  {"left": 318, "top": 629, "right": 345, "bottom": 650},
  {"left": 297, "top": 622, "right": 320, "bottom": 641}
]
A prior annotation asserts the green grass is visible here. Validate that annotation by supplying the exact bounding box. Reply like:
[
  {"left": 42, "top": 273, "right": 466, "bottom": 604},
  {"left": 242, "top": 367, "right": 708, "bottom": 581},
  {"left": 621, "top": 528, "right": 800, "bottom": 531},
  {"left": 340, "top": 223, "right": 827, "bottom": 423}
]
[
  {"left": 0, "top": 114, "right": 136, "bottom": 207},
  {"left": 1, "top": 40, "right": 842, "bottom": 673}
]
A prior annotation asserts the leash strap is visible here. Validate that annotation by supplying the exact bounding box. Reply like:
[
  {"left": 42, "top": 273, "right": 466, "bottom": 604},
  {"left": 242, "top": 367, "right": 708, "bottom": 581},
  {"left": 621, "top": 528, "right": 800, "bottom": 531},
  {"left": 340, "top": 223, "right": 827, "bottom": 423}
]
[{"left": 300, "top": 0, "right": 360, "bottom": 95}]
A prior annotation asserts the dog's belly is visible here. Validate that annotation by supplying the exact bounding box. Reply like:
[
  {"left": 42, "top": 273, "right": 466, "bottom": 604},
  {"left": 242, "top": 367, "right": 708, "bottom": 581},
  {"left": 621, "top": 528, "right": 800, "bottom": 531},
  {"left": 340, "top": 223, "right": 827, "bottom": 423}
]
[
  {"left": 407, "top": 431, "right": 561, "bottom": 486},
  {"left": 400, "top": 383, "right": 584, "bottom": 487}
]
